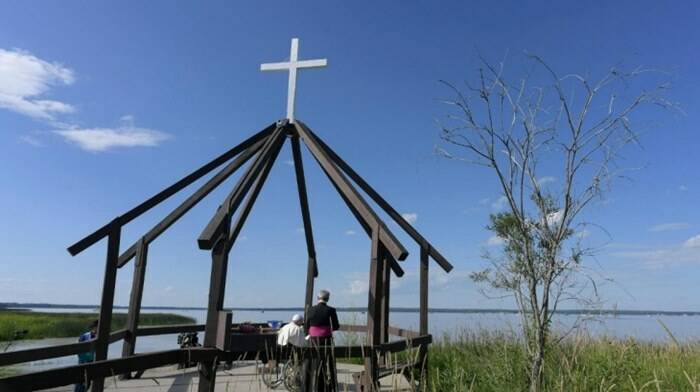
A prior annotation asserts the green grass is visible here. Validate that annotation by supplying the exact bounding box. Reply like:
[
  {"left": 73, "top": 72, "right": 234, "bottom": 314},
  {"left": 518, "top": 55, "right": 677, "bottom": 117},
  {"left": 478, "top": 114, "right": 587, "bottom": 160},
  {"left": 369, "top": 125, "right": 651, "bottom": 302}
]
[
  {"left": 426, "top": 329, "right": 700, "bottom": 392},
  {"left": 0, "top": 310, "right": 196, "bottom": 341}
]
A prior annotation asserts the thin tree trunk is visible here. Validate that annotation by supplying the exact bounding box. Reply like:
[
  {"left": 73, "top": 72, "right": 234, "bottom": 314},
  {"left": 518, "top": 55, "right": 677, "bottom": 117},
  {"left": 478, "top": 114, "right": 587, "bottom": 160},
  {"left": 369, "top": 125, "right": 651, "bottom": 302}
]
[{"left": 529, "top": 325, "right": 546, "bottom": 392}]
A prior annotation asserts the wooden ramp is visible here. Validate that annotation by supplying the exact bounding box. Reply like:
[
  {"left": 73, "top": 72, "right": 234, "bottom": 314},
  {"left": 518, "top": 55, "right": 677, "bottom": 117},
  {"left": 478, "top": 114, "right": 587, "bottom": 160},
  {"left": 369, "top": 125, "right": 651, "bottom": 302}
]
[{"left": 44, "top": 362, "right": 414, "bottom": 392}]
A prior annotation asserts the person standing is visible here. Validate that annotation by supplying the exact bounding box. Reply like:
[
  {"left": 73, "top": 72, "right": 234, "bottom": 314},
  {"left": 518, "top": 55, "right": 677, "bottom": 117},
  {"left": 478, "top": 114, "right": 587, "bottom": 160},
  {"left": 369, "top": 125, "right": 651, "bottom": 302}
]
[
  {"left": 303, "top": 290, "right": 339, "bottom": 392},
  {"left": 74, "top": 320, "right": 98, "bottom": 392}
]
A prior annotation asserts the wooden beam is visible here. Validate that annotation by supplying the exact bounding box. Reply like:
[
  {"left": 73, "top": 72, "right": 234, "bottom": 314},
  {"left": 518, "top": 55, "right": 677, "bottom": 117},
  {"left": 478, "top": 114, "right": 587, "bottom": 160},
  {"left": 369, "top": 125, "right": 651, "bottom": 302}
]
[
  {"left": 380, "top": 249, "right": 391, "bottom": 345},
  {"left": 319, "top": 165, "right": 405, "bottom": 277},
  {"left": 198, "top": 124, "right": 286, "bottom": 250},
  {"left": 308, "top": 126, "right": 454, "bottom": 273},
  {"left": 364, "top": 226, "right": 384, "bottom": 391},
  {"left": 291, "top": 134, "right": 319, "bottom": 314},
  {"left": 0, "top": 341, "right": 93, "bottom": 367},
  {"left": 116, "top": 137, "right": 268, "bottom": 268},
  {"left": 291, "top": 135, "right": 318, "bottom": 276},
  {"left": 108, "top": 329, "right": 127, "bottom": 344},
  {"left": 92, "top": 222, "right": 121, "bottom": 392},
  {"left": 136, "top": 324, "right": 205, "bottom": 337},
  {"left": 0, "top": 349, "right": 193, "bottom": 391},
  {"left": 295, "top": 121, "right": 408, "bottom": 262},
  {"left": 419, "top": 245, "right": 429, "bottom": 336},
  {"left": 225, "top": 130, "right": 286, "bottom": 252},
  {"left": 216, "top": 311, "right": 232, "bottom": 351},
  {"left": 68, "top": 123, "right": 276, "bottom": 256},
  {"left": 120, "top": 238, "right": 148, "bottom": 378},
  {"left": 419, "top": 244, "right": 430, "bottom": 385},
  {"left": 199, "top": 218, "right": 231, "bottom": 392}
]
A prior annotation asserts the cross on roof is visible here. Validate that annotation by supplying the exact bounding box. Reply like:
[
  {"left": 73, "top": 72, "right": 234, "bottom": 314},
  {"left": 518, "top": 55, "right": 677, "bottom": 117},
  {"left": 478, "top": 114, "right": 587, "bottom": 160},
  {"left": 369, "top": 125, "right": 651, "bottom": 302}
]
[{"left": 260, "top": 38, "right": 327, "bottom": 123}]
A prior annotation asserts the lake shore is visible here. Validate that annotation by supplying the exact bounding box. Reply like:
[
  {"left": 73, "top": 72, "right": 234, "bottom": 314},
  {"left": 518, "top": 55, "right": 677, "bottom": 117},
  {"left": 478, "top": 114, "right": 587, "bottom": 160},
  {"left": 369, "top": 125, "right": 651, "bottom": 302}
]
[{"left": 0, "top": 310, "right": 195, "bottom": 341}]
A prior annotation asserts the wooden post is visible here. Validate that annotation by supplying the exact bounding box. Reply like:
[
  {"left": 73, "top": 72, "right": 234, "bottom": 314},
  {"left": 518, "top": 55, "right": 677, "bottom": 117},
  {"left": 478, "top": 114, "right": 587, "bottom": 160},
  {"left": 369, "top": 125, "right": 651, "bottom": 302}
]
[
  {"left": 364, "top": 227, "right": 384, "bottom": 391},
  {"left": 418, "top": 244, "right": 430, "bottom": 389},
  {"left": 379, "top": 247, "right": 392, "bottom": 368},
  {"left": 92, "top": 220, "right": 121, "bottom": 392},
  {"left": 120, "top": 238, "right": 148, "bottom": 378},
  {"left": 198, "top": 219, "right": 230, "bottom": 392},
  {"left": 291, "top": 134, "right": 318, "bottom": 315},
  {"left": 419, "top": 245, "right": 429, "bottom": 335},
  {"left": 380, "top": 249, "right": 391, "bottom": 344}
]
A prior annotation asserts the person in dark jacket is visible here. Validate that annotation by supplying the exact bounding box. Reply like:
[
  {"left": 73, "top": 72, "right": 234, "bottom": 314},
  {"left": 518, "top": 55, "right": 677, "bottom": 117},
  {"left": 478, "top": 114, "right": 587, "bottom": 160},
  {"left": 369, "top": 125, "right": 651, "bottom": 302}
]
[{"left": 303, "top": 289, "right": 339, "bottom": 392}]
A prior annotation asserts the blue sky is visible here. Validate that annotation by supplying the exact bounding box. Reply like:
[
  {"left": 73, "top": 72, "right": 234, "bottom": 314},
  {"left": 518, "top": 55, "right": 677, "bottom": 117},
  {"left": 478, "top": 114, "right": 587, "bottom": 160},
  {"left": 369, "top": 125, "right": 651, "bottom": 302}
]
[{"left": 0, "top": 1, "right": 698, "bottom": 311}]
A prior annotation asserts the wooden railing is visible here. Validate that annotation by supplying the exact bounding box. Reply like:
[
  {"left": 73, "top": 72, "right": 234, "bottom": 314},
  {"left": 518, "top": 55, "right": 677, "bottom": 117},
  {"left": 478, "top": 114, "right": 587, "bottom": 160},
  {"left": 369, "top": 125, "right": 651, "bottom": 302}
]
[{"left": 0, "top": 323, "right": 430, "bottom": 391}]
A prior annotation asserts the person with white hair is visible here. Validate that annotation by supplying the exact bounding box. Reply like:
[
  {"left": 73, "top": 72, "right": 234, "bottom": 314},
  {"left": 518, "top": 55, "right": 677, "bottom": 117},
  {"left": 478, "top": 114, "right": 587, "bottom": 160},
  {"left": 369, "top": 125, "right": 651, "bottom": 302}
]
[
  {"left": 302, "top": 289, "right": 339, "bottom": 392},
  {"left": 277, "top": 313, "right": 306, "bottom": 348}
]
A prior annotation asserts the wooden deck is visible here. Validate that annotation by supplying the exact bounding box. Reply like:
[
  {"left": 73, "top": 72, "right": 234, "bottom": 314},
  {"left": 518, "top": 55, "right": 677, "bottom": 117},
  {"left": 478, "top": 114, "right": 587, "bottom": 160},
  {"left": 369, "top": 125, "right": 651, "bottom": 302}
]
[{"left": 44, "top": 362, "right": 414, "bottom": 391}]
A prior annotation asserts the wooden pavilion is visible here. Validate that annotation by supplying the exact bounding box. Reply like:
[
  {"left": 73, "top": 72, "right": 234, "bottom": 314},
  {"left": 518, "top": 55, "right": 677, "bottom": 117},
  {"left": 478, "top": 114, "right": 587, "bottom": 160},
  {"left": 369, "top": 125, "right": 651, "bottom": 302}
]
[{"left": 0, "top": 39, "right": 453, "bottom": 392}]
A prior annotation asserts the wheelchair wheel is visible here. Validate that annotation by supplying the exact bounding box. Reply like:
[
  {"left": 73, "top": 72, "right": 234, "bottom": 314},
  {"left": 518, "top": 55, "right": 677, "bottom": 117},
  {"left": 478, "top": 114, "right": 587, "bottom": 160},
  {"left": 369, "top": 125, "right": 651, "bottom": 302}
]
[
  {"left": 260, "top": 360, "right": 284, "bottom": 389},
  {"left": 282, "top": 359, "right": 302, "bottom": 392}
]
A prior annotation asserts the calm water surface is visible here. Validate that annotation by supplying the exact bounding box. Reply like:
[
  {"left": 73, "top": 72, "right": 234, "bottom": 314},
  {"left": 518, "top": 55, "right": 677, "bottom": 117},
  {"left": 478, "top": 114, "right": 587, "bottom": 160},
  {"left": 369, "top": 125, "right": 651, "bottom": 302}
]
[{"left": 4, "top": 307, "right": 699, "bottom": 375}]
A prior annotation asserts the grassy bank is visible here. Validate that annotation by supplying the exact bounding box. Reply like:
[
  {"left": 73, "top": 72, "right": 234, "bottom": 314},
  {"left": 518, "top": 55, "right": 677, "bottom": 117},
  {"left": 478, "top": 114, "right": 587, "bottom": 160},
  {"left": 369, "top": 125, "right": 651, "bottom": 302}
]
[
  {"left": 0, "top": 310, "right": 195, "bottom": 341},
  {"left": 427, "top": 330, "right": 700, "bottom": 391}
]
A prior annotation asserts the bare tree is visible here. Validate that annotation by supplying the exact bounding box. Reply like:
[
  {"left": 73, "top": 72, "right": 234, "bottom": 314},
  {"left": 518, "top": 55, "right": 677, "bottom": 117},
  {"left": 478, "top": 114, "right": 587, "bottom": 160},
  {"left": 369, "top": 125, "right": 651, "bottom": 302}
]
[{"left": 437, "top": 54, "right": 674, "bottom": 391}]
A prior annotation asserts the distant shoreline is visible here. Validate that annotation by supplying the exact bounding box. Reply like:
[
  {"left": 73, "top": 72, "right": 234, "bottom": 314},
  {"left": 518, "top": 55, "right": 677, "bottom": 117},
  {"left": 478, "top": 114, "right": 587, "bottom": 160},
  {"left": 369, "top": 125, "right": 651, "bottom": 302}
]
[{"left": 2, "top": 303, "right": 699, "bottom": 317}]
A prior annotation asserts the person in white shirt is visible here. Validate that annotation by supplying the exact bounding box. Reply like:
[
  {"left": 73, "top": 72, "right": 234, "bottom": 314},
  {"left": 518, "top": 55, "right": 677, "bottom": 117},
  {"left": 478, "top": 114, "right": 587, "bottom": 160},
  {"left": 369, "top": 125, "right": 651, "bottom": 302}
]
[{"left": 277, "top": 314, "right": 306, "bottom": 348}]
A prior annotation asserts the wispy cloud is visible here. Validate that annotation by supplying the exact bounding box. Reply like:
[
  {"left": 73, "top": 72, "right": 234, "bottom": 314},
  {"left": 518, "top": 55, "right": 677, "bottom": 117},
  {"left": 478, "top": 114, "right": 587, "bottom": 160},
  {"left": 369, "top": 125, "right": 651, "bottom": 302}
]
[
  {"left": 0, "top": 48, "right": 75, "bottom": 120},
  {"left": 649, "top": 222, "right": 691, "bottom": 232},
  {"left": 679, "top": 185, "right": 688, "bottom": 192},
  {"left": 54, "top": 118, "right": 170, "bottom": 152},
  {"left": 491, "top": 196, "right": 508, "bottom": 211},
  {"left": 0, "top": 48, "right": 171, "bottom": 152},
  {"left": 684, "top": 234, "right": 700, "bottom": 248},
  {"left": 537, "top": 176, "right": 556, "bottom": 186},
  {"left": 19, "top": 133, "right": 44, "bottom": 147},
  {"left": 545, "top": 210, "right": 563, "bottom": 227},
  {"left": 283, "top": 159, "right": 294, "bottom": 166},
  {"left": 345, "top": 230, "right": 356, "bottom": 236},
  {"left": 612, "top": 234, "right": 700, "bottom": 268},
  {"left": 486, "top": 235, "right": 504, "bottom": 246},
  {"left": 575, "top": 229, "right": 590, "bottom": 239},
  {"left": 401, "top": 212, "right": 418, "bottom": 224},
  {"left": 347, "top": 279, "right": 368, "bottom": 295}
]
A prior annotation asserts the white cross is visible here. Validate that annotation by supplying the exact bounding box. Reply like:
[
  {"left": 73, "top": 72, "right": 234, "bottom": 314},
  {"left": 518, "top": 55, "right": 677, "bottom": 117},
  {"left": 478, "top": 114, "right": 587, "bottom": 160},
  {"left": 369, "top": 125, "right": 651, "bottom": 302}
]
[{"left": 260, "top": 38, "right": 327, "bottom": 123}]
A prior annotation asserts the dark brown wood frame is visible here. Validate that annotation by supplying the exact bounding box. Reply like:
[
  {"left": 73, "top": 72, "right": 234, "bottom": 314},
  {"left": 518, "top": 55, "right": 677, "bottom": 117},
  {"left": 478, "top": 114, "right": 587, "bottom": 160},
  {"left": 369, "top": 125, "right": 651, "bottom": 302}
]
[{"left": 0, "top": 120, "right": 453, "bottom": 392}]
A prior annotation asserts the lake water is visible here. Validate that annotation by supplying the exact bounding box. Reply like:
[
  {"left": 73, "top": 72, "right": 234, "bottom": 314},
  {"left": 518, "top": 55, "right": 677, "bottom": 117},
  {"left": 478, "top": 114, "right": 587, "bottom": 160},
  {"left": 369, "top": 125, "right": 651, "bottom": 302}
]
[{"left": 3, "top": 307, "right": 699, "bottom": 375}]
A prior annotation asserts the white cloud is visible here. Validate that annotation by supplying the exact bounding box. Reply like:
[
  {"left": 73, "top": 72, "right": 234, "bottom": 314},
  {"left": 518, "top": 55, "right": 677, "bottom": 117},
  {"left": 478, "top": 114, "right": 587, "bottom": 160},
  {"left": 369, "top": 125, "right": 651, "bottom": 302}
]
[
  {"left": 486, "top": 235, "right": 504, "bottom": 246},
  {"left": 679, "top": 185, "right": 688, "bottom": 192},
  {"left": 612, "top": 236, "right": 700, "bottom": 268},
  {"left": 19, "top": 133, "right": 44, "bottom": 147},
  {"left": 348, "top": 279, "right": 368, "bottom": 295},
  {"left": 0, "top": 48, "right": 75, "bottom": 120},
  {"left": 55, "top": 123, "right": 170, "bottom": 152},
  {"left": 649, "top": 222, "right": 691, "bottom": 233},
  {"left": 401, "top": 212, "right": 418, "bottom": 224},
  {"left": 491, "top": 196, "right": 508, "bottom": 211},
  {"left": 1, "top": 49, "right": 170, "bottom": 153},
  {"left": 537, "top": 176, "right": 556, "bottom": 186},
  {"left": 345, "top": 230, "right": 356, "bottom": 236},
  {"left": 283, "top": 159, "right": 294, "bottom": 166},
  {"left": 575, "top": 229, "right": 590, "bottom": 239},
  {"left": 683, "top": 234, "right": 700, "bottom": 248},
  {"left": 545, "top": 210, "right": 563, "bottom": 227}
]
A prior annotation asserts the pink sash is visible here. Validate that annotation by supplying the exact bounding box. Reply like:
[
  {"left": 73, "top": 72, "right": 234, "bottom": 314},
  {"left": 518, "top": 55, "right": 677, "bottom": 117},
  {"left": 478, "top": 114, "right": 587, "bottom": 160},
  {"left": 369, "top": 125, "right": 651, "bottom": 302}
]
[{"left": 309, "top": 325, "right": 332, "bottom": 337}]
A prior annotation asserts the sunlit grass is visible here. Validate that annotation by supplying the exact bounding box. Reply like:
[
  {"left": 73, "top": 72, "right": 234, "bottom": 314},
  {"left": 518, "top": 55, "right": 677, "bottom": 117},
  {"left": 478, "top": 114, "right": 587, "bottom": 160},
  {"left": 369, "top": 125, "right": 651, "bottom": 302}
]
[
  {"left": 427, "top": 329, "right": 700, "bottom": 391},
  {"left": 0, "top": 310, "right": 195, "bottom": 341}
]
